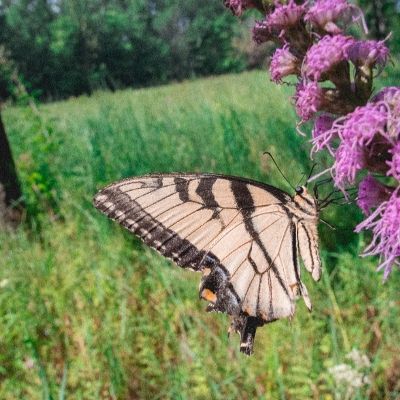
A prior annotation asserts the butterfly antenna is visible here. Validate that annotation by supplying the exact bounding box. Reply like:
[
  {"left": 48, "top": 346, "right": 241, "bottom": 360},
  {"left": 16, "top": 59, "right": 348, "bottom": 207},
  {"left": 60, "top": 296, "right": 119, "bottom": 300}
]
[
  {"left": 320, "top": 218, "right": 336, "bottom": 230},
  {"left": 263, "top": 152, "right": 295, "bottom": 190},
  {"left": 296, "top": 173, "right": 306, "bottom": 188},
  {"left": 307, "top": 163, "right": 318, "bottom": 183}
]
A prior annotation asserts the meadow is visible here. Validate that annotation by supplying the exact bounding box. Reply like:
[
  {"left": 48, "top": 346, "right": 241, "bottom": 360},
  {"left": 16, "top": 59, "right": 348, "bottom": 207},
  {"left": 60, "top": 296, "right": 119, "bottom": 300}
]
[{"left": 1, "top": 70, "right": 400, "bottom": 399}]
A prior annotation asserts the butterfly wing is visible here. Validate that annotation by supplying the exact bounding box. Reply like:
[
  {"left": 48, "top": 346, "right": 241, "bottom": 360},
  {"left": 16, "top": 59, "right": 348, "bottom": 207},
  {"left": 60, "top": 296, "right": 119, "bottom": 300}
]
[
  {"left": 297, "top": 221, "right": 322, "bottom": 281},
  {"left": 93, "top": 173, "right": 319, "bottom": 354}
]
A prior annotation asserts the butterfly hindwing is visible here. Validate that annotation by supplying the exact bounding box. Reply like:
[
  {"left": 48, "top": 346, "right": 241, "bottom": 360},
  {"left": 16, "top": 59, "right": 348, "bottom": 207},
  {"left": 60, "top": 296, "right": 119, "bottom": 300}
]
[
  {"left": 297, "top": 221, "right": 322, "bottom": 281},
  {"left": 94, "top": 173, "right": 321, "bottom": 355}
]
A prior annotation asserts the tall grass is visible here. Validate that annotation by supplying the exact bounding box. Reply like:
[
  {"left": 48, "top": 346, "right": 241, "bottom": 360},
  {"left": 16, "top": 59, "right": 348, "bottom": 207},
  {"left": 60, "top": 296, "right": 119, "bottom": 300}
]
[{"left": 1, "top": 70, "right": 399, "bottom": 399}]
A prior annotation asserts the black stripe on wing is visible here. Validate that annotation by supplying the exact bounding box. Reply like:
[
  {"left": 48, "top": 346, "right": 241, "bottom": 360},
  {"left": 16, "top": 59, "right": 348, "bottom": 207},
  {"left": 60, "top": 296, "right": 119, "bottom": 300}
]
[
  {"left": 95, "top": 187, "right": 204, "bottom": 268},
  {"left": 100, "top": 172, "right": 291, "bottom": 204},
  {"left": 196, "top": 177, "right": 219, "bottom": 208},
  {"left": 174, "top": 177, "right": 190, "bottom": 202},
  {"left": 230, "top": 180, "right": 290, "bottom": 302}
]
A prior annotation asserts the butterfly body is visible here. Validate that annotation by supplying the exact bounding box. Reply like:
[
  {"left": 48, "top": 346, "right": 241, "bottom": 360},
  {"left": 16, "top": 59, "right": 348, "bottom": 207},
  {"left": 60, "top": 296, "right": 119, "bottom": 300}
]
[{"left": 94, "top": 173, "right": 321, "bottom": 355}]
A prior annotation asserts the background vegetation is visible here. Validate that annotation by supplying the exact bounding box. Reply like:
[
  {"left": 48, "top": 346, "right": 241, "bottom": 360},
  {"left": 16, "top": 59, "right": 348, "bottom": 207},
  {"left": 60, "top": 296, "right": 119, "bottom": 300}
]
[
  {"left": 1, "top": 70, "right": 400, "bottom": 399},
  {"left": 1, "top": 0, "right": 399, "bottom": 101},
  {"left": 1, "top": 0, "right": 400, "bottom": 398},
  {"left": 0, "top": 0, "right": 246, "bottom": 100}
]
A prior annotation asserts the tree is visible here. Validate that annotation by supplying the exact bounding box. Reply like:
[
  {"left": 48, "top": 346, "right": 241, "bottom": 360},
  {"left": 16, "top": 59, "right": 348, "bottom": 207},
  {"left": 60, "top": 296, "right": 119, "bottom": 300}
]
[
  {"left": 0, "top": 110, "right": 23, "bottom": 227},
  {"left": 0, "top": 0, "right": 244, "bottom": 100},
  {"left": 357, "top": 0, "right": 400, "bottom": 52}
]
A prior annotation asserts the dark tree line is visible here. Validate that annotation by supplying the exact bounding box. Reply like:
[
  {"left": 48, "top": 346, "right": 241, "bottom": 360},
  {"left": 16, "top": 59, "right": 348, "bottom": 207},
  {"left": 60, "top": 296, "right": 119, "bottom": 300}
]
[
  {"left": 1, "top": 0, "right": 399, "bottom": 102},
  {"left": 359, "top": 0, "right": 400, "bottom": 44},
  {"left": 0, "top": 0, "right": 246, "bottom": 101}
]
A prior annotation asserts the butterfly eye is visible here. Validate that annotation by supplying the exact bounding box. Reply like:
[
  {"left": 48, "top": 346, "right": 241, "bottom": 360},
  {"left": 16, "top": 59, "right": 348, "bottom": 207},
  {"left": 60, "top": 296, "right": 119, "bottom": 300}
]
[{"left": 295, "top": 186, "right": 304, "bottom": 195}]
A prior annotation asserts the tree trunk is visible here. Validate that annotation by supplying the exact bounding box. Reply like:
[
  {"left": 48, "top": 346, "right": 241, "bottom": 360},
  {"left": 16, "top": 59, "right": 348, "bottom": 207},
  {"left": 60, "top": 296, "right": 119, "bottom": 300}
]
[
  {"left": 369, "top": 0, "right": 388, "bottom": 40},
  {"left": 0, "top": 109, "right": 23, "bottom": 227}
]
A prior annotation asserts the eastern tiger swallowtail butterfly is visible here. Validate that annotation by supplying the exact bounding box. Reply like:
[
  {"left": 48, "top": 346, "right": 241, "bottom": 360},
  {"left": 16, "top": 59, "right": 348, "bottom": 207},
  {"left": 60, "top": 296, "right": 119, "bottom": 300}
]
[{"left": 93, "top": 173, "right": 321, "bottom": 355}]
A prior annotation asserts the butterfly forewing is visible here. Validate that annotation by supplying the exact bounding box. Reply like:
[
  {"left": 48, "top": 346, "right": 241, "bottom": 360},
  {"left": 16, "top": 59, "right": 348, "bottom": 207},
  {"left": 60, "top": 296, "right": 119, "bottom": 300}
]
[{"left": 94, "top": 173, "right": 321, "bottom": 355}]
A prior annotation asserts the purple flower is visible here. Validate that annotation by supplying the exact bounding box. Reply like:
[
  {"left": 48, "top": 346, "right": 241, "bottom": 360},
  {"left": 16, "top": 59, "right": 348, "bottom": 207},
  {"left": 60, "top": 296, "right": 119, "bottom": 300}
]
[
  {"left": 269, "top": 45, "right": 299, "bottom": 83},
  {"left": 331, "top": 104, "right": 391, "bottom": 187},
  {"left": 267, "top": 0, "right": 306, "bottom": 35},
  {"left": 372, "top": 86, "right": 400, "bottom": 105},
  {"left": 303, "top": 34, "right": 355, "bottom": 81},
  {"left": 356, "top": 188, "right": 400, "bottom": 279},
  {"left": 338, "top": 103, "right": 388, "bottom": 144},
  {"left": 372, "top": 87, "right": 400, "bottom": 139},
  {"left": 387, "top": 142, "right": 400, "bottom": 181},
  {"left": 224, "top": 0, "right": 255, "bottom": 16},
  {"left": 333, "top": 139, "right": 365, "bottom": 189},
  {"left": 305, "top": 0, "right": 362, "bottom": 34},
  {"left": 347, "top": 40, "right": 389, "bottom": 69},
  {"left": 252, "top": 19, "right": 273, "bottom": 44},
  {"left": 357, "top": 175, "right": 393, "bottom": 215},
  {"left": 294, "top": 81, "right": 325, "bottom": 121},
  {"left": 311, "top": 114, "right": 336, "bottom": 153}
]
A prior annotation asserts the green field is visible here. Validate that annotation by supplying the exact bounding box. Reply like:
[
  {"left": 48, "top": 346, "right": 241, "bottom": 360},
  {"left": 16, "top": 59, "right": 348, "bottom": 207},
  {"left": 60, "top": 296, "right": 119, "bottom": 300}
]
[{"left": 1, "top": 70, "right": 400, "bottom": 399}]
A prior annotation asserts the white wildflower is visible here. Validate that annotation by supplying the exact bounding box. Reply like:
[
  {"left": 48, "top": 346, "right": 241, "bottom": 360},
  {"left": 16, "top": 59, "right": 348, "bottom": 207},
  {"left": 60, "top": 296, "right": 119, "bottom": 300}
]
[
  {"left": 0, "top": 278, "right": 9, "bottom": 288},
  {"left": 346, "top": 348, "right": 371, "bottom": 369},
  {"left": 328, "top": 349, "right": 372, "bottom": 398},
  {"left": 328, "top": 363, "right": 365, "bottom": 388}
]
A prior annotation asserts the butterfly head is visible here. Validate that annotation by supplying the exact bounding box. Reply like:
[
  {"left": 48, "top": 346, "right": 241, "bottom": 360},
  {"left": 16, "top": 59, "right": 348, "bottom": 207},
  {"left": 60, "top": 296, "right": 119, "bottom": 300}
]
[{"left": 293, "top": 185, "right": 319, "bottom": 217}]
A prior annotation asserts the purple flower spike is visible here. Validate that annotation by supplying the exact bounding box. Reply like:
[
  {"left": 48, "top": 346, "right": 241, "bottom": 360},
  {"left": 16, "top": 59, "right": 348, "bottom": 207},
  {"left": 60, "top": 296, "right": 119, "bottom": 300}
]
[
  {"left": 347, "top": 40, "right": 389, "bottom": 69},
  {"left": 303, "top": 34, "right": 355, "bottom": 81},
  {"left": 357, "top": 175, "right": 393, "bottom": 215},
  {"left": 224, "top": 0, "right": 255, "bottom": 16},
  {"left": 332, "top": 104, "right": 391, "bottom": 184},
  {"left": 305, "top": 0, "right": 360, "bottom": 34},
  {"left": 356, "top": 189, "right": 400, "bottom": 279},
  {"left": 311, "top": 114, "right": 336, "bottom": 153},
  {"left": 253, "top": 19, "right": 273, "bottom": 44},
  {"left": 387, "top": 142, "right": 400, "bottom": 181},
  {"left": 269, "top": 46, "right": 299, "bottom": 83},
  {"left": 333, "top": 139, "right": 365, "bottom": 189},
  {"left": 294, "top": 81, "right": 325, "bottom": 121},
  {"left": 267, "top": 0, "right": 306, "bottom": 35}
]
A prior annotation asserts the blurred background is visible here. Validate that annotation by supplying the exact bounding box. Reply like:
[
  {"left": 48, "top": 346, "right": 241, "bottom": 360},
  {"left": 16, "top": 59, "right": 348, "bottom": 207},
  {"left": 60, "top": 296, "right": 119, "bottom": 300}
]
[
  {"left": 1, "top": 0, "right": 399, "bottom": 102},
  {"left": 0, "top": 1, "right": 400, "bottom": 399}
]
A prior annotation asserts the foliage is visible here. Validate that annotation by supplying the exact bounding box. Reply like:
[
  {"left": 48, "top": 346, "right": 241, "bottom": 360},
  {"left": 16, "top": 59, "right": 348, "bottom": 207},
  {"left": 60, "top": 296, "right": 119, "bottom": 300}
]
[
  {"left": 1, "top": 71, "right": 400, "bottom": 398},
  {"left": 1, "top": 1, "right": 398, "bottom": 101},
  {"left": 0, "top": 0, "right": 244, "bottom": 101},
  {"left": 358, "top": 0, "right": 400, "bottom": 51}
]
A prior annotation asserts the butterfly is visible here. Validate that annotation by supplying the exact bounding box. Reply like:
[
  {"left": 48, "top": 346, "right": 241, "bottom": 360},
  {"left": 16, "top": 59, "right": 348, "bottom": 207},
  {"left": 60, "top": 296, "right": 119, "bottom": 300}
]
[{"left": 93, "top": 173, "right": 321, "bottom": 355}]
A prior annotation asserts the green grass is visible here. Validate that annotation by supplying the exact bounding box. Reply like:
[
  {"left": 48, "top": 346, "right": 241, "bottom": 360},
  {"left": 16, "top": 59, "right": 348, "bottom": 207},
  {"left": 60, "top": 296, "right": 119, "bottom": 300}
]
[{"left": 1, "top": 70, "right": 400, "bottom": 399}]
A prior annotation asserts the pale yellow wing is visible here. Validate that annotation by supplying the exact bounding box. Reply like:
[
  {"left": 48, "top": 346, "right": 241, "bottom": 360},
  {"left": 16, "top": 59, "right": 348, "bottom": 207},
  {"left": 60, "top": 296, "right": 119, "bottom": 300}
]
[{"left": 93, "top": 173, "right": 319, "bottom": 354}]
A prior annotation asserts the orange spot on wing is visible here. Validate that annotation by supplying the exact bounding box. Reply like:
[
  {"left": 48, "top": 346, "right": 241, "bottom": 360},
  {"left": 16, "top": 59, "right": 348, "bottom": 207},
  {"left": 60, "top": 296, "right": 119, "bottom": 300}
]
[
  {"left": 201, "top": 289, "right": 217, "bottom": 303},
  {"left": 289, "top": 283, "right": 300, "bottom": 296}
]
